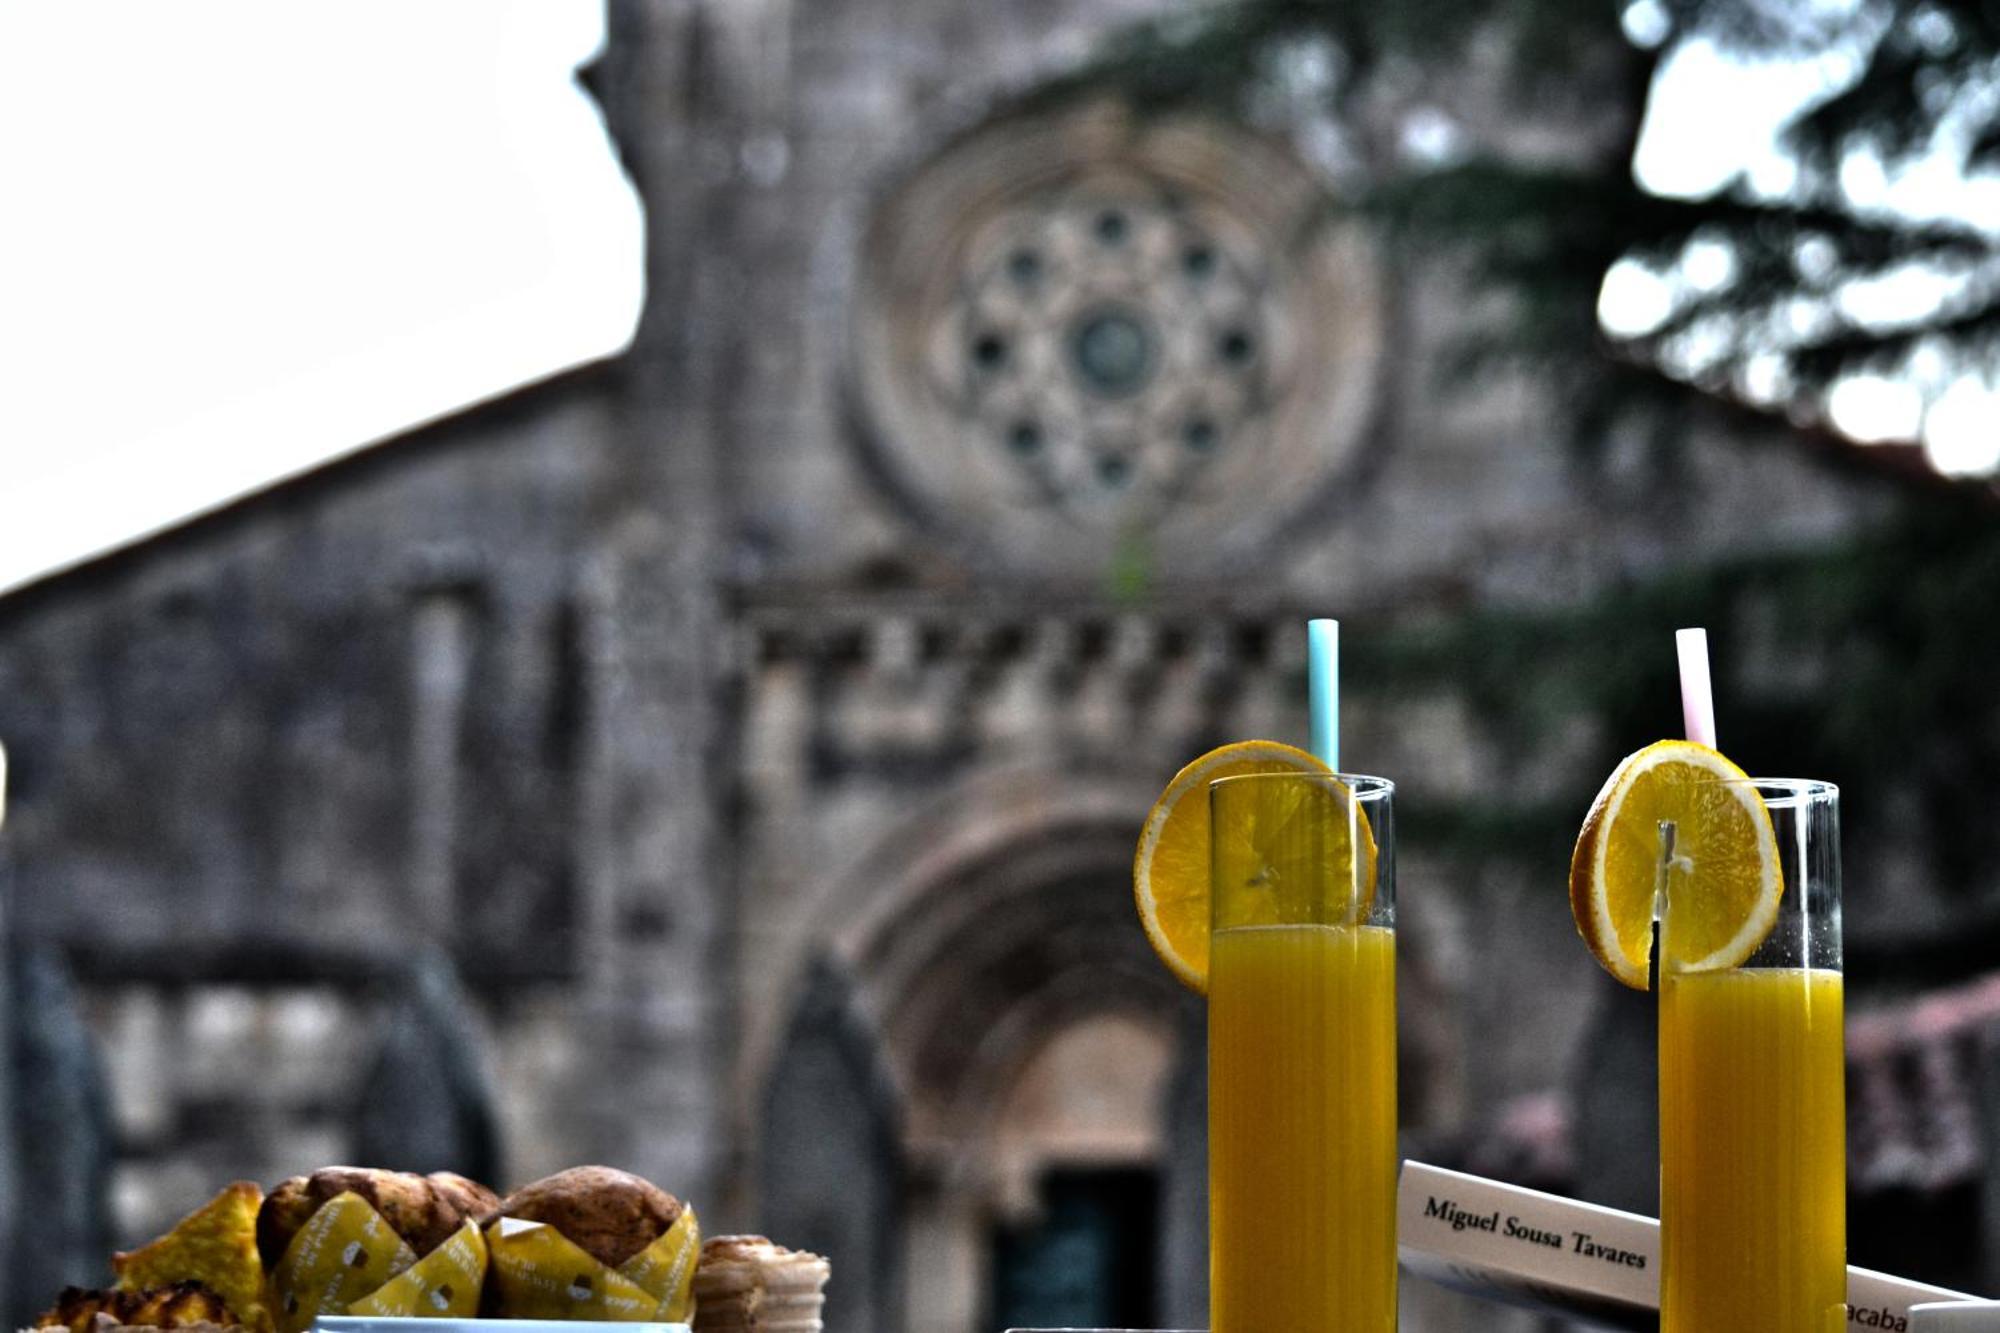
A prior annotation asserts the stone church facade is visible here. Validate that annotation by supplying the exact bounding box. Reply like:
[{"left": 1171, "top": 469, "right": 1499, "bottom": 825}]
[{"left": 0, "top": 2, "right": 1975, "bottom": 1331}]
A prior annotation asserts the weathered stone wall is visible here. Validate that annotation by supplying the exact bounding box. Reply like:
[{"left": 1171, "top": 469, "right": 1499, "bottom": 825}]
[
  {"left": 0, "top": 378, "right": 613, "bottom": 974},
  {"left": 0, "top": 374, "right": 633, "bottom": 1253}
]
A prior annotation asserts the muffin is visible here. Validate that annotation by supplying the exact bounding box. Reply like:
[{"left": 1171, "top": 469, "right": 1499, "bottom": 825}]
[
  {"left": 691, "top": 1236, "right": 830, "bottom": 1332},
  {"left": 257, "top": 1168, "right": 499, "bottom": 1267},
  {"left": 496, "top": 1165, "right": 686, "bottom": 1268}
]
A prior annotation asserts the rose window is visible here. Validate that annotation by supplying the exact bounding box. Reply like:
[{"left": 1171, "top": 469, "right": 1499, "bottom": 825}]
[
  {"left": 851, "top": 104, "right": 1386, "bottom": 578},
  {"left": 939, "top": 185, "right": 1274, "bottom": 518}
]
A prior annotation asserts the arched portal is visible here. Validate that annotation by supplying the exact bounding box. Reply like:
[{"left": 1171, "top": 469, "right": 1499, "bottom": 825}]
[
  {"left": 756, "top": 765, "right": 1201, "bottom": 1333},
  {"left": 853, "top": 814, "right": 1196, "bottom": 1333},
  {"left": 753, "top": 762, "right": 1459, "bottom": 1332}
]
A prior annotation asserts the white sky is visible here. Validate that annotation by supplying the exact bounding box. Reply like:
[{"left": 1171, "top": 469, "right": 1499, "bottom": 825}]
[
  {"left": 1619, "top": 29, "right": 2000, "bottom": 477},
  {"left": 0, "top": 1, "right": 643, "bottom": 595},
  {"left": 0, "top": 10, "right": 1992, "bottom": 597}
]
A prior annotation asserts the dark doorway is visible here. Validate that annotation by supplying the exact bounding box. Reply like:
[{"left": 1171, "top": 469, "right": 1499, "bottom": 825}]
[
  {"left": 762, "top": 957, "right": 904, "bottom": 1333},
  {"left": 1851, "top": 1180, "right": 1983, "bottom": 1296},
  {"left": 990, "top": 1167, "right": 1159, "bottom": 1330}
]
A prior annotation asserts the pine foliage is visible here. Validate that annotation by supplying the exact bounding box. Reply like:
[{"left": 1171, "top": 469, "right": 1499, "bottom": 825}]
[{"left": 1072, "top": 0, "right": 2000, "bottom": 458}]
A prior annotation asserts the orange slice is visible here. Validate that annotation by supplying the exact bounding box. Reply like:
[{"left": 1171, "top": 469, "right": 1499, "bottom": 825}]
[
  {"left": 1135, "top": 740, "right": 1376, "bottom": 992},
  {"left": 1570, "top": 740, "right": 1783, "bottom": 990}
]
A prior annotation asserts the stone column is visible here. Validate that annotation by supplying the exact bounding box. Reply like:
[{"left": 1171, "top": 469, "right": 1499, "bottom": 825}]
[
  {"left": 569, "top": 0, "right": 789, "bottom": 1203},
  {"left": 8, "top": 949, "right": 112, "bottom": 1326}
]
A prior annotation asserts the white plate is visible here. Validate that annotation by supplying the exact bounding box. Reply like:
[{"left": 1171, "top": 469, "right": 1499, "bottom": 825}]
[
  {"left": 316, "top": 1321, "right": 690, "bottom": 1333},
  {"left": 1912, "top": 1304, "right": 2000, "bottom": 1331},
  {"left": 312, "top": 1312, "right": 688, "bottom": 1320}
]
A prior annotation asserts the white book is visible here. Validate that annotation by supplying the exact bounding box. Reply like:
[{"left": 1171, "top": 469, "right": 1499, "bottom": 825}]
[{"left": 1399, "top": 1160, "right": 1978, "bottom": 1331}]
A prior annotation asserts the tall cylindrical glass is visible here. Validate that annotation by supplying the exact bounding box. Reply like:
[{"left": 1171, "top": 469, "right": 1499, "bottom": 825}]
[
  {"left": 1659, "top": 778, "right": 1843, "bottom": 1333},
  {"left": 1208, "top": 772, "right": 1396, "bottom": 1333}
]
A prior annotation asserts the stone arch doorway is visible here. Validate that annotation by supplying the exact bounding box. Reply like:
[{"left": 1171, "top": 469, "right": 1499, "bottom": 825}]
[
  {"left": 757, "top": 767, "right": 1199, "bottom": 1333},
  {"left": 981, "top": 1011, "right": 1179, "bottom": 1331},
  {"left": 858, "top": 811, "right": 1193, "bottom": 1333},
  {"left": 753, "top": 764, "right": 1460, "bottom": 1332}
]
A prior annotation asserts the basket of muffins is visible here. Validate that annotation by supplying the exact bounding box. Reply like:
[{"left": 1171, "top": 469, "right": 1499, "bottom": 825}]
[{"left": 32, "top": 1166, "right": 829, "bottom": 1333}]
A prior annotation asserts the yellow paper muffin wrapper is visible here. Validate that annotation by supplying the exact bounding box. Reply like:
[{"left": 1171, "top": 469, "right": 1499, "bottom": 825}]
[
  {"left": 484, "top": 1205, "right": 700, "bottom": 1322},
  {"left": 270, "top": 1192, "right": 486, "bottom": 1333},
  {"left": 347, "top": 1220, "right": 486, "bottom": 1320}
]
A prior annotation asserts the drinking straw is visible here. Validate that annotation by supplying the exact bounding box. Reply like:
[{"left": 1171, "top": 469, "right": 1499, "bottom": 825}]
[
  {"left": 1677, "top": 627, "right": 1717, "bottom": 747},
  {"left": 1308, "top": 618, "right": 1339, "bottom": 770}
]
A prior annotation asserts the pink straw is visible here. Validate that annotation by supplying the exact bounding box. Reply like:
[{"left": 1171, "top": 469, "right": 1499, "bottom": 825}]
[{"left": 1677, "top": 628, "right": 1717, "bottom": 747}]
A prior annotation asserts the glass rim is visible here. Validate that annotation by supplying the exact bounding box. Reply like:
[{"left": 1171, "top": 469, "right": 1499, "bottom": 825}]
[
  {"left": 1691, "top": 775, "right": 1838, "bottom": 807},
  {"left": 1207, "top": 770, "right": 1394, "bottom": 798}
]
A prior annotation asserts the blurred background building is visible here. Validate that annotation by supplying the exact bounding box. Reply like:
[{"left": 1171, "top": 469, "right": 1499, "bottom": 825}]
[{"left": 3, "top": 1, "right": 2000, "bottom": 1331}]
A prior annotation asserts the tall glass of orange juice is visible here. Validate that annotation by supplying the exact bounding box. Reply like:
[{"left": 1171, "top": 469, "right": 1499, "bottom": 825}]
[
  {"left": 1208, "top": 771, "right": 1396, "bottom": 1333},
  {"left": 1659, "top": 778, "right": 1843, "bottom": 1333}
]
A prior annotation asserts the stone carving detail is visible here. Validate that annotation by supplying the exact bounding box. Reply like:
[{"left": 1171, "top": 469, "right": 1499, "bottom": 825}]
[{"left": 852, "top": 102, "right": 1386, "bottom": 577}]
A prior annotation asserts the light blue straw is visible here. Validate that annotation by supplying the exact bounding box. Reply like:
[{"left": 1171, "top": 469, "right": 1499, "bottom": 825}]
[{"left": 1308, "top": 618, "right": 1339, "bottom": 771}]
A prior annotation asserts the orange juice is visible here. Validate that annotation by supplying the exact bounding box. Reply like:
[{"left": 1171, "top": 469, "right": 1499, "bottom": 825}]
[
  {"left": 1659, "top": 966, "right": 1845, "bottom": 1333},
  {"left": 1209, "top": 922, "right": 1396, "bottom": 1333}
]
